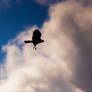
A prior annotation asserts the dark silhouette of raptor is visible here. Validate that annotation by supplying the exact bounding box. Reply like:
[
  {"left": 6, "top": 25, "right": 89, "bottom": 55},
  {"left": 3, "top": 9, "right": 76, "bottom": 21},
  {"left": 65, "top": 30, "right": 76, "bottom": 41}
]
[{"left": 24, "top": 29, "right": 44, "bottom": 50}]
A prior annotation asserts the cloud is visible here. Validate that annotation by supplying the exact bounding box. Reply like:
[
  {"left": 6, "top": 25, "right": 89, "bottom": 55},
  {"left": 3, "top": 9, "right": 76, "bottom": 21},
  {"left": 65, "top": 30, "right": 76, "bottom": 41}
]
[
  {"left": 0, "top": 25, "right": 79, "bottom": 92},
  {"left": 0, "top": 0, "right": 92, "bottom": 92}
]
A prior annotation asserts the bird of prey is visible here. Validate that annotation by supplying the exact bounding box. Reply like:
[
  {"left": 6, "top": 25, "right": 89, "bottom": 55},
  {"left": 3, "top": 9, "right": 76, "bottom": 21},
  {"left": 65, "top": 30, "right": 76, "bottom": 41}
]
[{"left": 24, "top": 29, "right": 44, "bottom": 50}]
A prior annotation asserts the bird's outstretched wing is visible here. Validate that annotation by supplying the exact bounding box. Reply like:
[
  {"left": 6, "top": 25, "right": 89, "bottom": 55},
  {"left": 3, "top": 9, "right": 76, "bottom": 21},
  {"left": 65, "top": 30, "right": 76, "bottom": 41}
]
[{"left": 24, "top": 40, "right": 32, "bottom": 43}]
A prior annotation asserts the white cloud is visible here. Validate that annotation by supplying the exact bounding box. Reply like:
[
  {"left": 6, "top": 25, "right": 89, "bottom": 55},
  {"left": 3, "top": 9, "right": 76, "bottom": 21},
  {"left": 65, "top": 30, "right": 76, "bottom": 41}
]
[{"left": 1, "top": 0, "right": 92, "bottom": 92}]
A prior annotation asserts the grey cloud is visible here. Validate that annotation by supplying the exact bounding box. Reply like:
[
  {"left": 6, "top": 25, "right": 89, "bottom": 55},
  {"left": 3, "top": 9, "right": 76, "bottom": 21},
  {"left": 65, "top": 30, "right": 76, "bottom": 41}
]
[
  {"left": 66, "top": 5, "right": 92, "bottom": 92},
  {"left": 43, "top": 1, "right": 92, "bottom": 92},
  {"left": 62, "top": 2, "right": 92, "bottom": 92}
]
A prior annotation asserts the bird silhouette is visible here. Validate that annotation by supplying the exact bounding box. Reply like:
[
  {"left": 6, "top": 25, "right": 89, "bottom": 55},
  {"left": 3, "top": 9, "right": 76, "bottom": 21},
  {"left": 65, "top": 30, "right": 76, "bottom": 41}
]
[{"left": 24, "top": 29, "right": 44, "bottom": 50}]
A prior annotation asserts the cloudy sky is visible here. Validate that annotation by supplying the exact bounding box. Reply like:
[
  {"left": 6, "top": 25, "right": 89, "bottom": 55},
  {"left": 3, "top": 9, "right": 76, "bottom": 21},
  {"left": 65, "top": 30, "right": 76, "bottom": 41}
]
[{"left": 0, "top": 0, "right": 92, "bottom": 92}]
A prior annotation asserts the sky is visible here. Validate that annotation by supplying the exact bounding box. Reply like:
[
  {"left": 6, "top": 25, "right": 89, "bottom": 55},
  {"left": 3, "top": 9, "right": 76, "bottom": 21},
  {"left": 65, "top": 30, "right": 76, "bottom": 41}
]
[{"left": 0, "top": 0, "right": 92, "bottom": 92}]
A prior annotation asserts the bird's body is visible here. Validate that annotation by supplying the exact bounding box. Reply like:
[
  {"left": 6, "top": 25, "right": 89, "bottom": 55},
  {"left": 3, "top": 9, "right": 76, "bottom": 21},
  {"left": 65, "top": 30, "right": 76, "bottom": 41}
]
[{"left": 24, "top": 29, "right": 44, "bottom": 50}]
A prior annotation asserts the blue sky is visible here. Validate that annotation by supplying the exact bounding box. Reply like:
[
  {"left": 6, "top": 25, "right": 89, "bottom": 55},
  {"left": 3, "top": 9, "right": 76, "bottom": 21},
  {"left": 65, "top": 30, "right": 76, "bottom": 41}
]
[{"left": 0, "top": 0, "right": 49, "bottom": 61}]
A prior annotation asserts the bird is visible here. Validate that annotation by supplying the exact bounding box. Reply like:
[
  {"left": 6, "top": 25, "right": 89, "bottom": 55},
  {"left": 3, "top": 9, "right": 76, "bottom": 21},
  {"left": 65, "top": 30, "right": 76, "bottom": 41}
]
[{"left": 24, "top": 29, "right": 44, "bottom": 50}]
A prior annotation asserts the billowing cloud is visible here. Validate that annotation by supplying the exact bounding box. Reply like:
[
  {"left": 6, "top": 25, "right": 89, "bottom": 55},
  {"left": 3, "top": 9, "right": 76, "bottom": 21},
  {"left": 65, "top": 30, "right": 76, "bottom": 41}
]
[{"left": 0, "top": 0, "right": 92, "bottom": 92}]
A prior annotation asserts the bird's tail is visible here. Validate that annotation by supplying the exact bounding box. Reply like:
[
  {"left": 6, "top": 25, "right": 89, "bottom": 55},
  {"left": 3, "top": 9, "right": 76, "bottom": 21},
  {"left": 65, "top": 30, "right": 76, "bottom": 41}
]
[{"left": 24, "top": 40, "right": 33, "bottom": 43}]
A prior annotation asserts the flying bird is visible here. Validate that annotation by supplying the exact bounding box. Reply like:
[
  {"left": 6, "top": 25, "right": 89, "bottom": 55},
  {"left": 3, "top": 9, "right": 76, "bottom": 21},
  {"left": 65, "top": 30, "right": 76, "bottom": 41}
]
[{"left": 24, "top": 29, "right": 44, "bottom": 50}]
